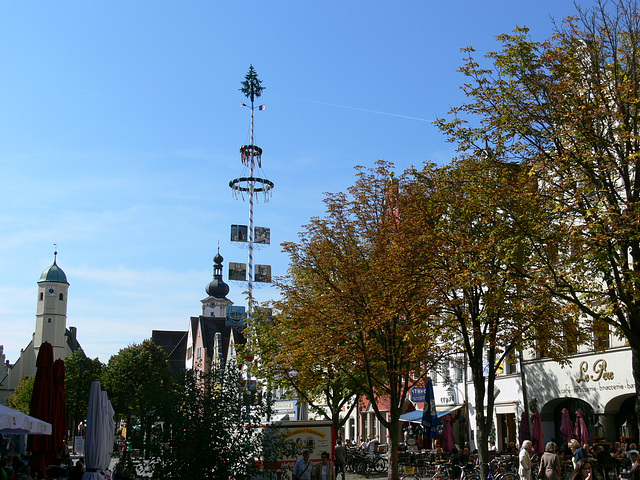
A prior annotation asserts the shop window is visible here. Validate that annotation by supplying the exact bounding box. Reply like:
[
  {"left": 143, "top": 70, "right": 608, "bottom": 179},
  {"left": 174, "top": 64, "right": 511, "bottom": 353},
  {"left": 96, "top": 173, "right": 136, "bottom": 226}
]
[{"left": 504, "top": 350, "right": 518, "bottom": 375}]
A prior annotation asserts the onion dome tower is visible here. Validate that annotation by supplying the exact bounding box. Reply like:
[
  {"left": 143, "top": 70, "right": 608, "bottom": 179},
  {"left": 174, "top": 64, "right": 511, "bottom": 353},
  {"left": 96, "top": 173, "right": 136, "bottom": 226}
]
[
  {"left": 202, "top": 249, "right": 232, "bottom": 317},
  {"left": 35, "top": 250, "right": 69, "bottom": 361}
]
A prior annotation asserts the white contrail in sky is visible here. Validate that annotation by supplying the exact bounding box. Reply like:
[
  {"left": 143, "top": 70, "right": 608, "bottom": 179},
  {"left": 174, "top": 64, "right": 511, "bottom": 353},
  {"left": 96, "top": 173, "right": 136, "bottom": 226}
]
[{"left": 274, "top": 94, "right": 431, "bottom": 123}]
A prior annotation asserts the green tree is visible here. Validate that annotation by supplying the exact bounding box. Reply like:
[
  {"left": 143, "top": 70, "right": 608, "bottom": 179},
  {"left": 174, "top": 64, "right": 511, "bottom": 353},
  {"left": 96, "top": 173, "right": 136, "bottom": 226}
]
[
  {"left": 7, "top": 376, "right": 35, "bottom": 414},
  {"left": 436, "top": 0, "right": 640, "bottom": 433},
  {"left": 65, "top": 349, "right": 103, "bottom": 442},
  {"left": 276, "top": 162, "right": 443, "bottom": 480},
  {"left": 148, "top": 363, "right": 288, "bottom": 480},
  {"left": 101, "top": 339, "right": 170, "bottom": 457}
]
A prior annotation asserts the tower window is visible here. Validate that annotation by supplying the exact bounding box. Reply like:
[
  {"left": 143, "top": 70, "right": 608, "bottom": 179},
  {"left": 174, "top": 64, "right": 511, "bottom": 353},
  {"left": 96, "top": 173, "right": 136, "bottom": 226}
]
[
  {"left": 59, "top": 293, "right": 64, "bottom": 301},
  {"left": 48, "top": 318, "right": 52, "bottom": 323},
  {"left": 39, "top": 292, "right": 43, "bottom": 300}
]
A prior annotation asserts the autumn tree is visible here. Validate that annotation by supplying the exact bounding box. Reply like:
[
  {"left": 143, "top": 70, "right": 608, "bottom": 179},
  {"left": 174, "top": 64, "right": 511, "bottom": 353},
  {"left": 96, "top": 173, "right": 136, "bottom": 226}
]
[
  {"left": 101, "top": 339, "right": 170, "bottom": 457},
  {"left": 401, "top": 157, "right": 577, "bottom": 475},
  {"left": 275, "top": 161, "right": 443, "bottom": 480},
  {"left": 243, "top": 307, "right": 360, "bottom": 437},
  {"left": 65, "top": 349, "right": 103, "bottom": 442},
  {"left": 436, "top": 0, "right": 640, "bottom": 433}
]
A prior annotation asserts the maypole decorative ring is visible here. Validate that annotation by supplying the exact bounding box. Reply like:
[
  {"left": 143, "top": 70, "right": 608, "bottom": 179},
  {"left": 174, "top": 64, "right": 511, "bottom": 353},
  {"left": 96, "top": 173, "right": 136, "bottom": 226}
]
[
  {"left": 240, "top": 144, "right": 263, "bottom": 168},
  {"left": 229, "top": 176, "right": 275, "bottom": 202}
]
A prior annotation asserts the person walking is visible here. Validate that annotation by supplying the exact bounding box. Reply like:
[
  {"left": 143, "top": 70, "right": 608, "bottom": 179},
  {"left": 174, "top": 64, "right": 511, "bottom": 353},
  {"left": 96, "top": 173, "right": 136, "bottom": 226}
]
[
  {"left": 312, "top": 452, "right": 336, "bottom": 480},
  {"left": 334, "top": 439, "right": 346, "bottom": 480},
  {"left": 519, "top": 440, "right": 533, "bottom": 480},
  {"left": 538, "top": 442, "right": 562, "bottom": 480},
  {"left": 570, "top": 439, "right": 587, "bottom": 469},
  {"left": 293, "top": 449, "right": 313, "bottom": 480}
]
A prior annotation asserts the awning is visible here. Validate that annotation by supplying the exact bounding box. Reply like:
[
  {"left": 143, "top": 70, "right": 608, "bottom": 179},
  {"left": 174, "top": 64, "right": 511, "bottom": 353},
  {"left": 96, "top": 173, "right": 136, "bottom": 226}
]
[{"left": 400, "top": 405, "right": 463, "bottom": 424}]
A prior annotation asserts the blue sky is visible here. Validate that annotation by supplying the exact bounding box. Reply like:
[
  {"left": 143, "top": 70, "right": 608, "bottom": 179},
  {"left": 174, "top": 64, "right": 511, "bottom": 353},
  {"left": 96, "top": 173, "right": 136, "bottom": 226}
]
[{"left": 0, "top": 1, "right": 582, "bottom": 363}]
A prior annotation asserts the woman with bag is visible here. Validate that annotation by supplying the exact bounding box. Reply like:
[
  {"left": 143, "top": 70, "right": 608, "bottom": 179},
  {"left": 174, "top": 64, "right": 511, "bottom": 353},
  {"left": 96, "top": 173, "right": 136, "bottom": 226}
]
[{"left": 538, "top": 442, "right": 561, "bottom": 480}]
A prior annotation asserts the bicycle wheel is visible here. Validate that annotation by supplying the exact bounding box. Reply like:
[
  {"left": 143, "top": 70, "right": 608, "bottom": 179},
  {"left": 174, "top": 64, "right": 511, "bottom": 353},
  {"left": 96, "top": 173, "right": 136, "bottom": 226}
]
[
  {"left": 374, "top": 456, "right": 388, "bottom": 473},
  {"left": 355, "top": 458, "right": 370, "bottom": 475},
  {"left": 497, "top": 472, "right": 518, "bottom": 480}
]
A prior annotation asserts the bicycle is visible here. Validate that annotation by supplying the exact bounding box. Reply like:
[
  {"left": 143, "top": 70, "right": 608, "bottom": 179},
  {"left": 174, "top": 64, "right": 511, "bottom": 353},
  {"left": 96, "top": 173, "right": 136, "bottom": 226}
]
[
  {"left": 462, "top": 460, "right": 518, "bottom": 480},
  {"left": 402, "top": 465, "right": 422, "bottom": 480}
]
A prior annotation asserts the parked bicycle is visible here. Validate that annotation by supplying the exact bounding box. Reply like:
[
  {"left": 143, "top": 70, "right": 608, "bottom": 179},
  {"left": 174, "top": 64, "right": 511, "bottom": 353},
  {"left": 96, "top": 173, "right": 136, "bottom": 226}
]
[{"left": 462, "top": 459, "right": 518, "bottom": 480}]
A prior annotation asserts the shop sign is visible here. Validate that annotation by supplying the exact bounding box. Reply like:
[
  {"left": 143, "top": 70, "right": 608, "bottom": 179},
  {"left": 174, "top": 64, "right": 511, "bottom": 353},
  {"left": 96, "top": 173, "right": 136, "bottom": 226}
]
[
  {"left": 576, "top": 359, "right": 614, "bottom": 383},
  {"left": 411, "top": 387, "right": 425, "bottom": 402}
]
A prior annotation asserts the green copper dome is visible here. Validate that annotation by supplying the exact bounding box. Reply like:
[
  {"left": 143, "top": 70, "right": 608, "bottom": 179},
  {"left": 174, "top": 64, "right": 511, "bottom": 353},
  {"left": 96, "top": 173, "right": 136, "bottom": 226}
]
[{"left": 38, "top": 253, "right": 69, "bottom": 284}]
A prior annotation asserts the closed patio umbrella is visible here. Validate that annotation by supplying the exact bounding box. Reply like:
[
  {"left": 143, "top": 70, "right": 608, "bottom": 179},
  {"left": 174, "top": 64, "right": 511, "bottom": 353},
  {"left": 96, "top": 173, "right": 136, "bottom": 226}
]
[
  {"left": 421, "top": 380, "right": 438, "bottom": 446},
  {"left": 442, "top": 414, "right": 455, "bottom": 452},
  {"left": 531, "top": 411, "right": 544, "bottom": 454},
  {"left": 560, "top": 408, "right": 573, "bottom": 445},
  {"left": 51, "top": 359, "right": 67, "bottom": 461},
  {"left": 28, "top": 342, "right": 55, "bottom": 479},
  {"left": 573, "top": 409, "right": 589, "bottom": 446},
  {"left": 83, "top": 381, "right": 115, "bottom": 480}
]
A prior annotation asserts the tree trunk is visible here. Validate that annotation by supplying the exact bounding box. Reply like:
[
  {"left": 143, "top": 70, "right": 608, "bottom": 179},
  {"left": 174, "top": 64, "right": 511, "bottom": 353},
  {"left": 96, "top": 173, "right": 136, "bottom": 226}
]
[
  {"left": 632, "top": 343, "right": 640, "bottom": 437},
  {"left": 472, "top": 363, "right": 491, "bottom": 480},
  {"left": 387, "top": 415, "right": 401, "bottom": 480}
]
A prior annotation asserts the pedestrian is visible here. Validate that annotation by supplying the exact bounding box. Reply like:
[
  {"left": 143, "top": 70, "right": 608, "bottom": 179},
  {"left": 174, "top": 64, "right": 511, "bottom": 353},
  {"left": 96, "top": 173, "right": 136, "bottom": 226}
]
[
  {"left": 538, "top": 442, "right": 561, "bottom": 480},
  {"left": 519, "top": 440, "right": 533, "bottom": 480},
  {"left": 312, "top": 451, "right": 336, "bottom": 480},
  {"left": 570, "top": 439, "right": 588, "bottom": 469},
  {"left": 628, "top": 450, "right": 640, "bottom": 480},
  {"left": 334, "top": 439, "right": 346, "bottom": 480},
  {"left": 292, "top": 449, "right": 313, "bottom": 480}
]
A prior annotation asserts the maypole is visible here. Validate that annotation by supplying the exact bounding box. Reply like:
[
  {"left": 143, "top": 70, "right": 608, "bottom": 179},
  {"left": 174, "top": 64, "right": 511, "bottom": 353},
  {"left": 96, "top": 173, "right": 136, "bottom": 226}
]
[{"left": 229, "top": 65, "right": 274, "bottom": 315}]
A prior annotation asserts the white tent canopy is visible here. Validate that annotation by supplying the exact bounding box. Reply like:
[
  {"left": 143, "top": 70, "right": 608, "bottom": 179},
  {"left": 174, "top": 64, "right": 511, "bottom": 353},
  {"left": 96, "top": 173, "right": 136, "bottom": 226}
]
[{"left": 0, "top": 403, "right": 52, "bottom": 435}]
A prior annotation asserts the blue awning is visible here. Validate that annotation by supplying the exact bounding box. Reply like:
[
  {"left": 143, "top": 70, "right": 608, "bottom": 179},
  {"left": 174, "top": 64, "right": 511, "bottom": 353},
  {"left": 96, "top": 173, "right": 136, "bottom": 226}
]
[{"left": 399, "top": 405, "right": 462, "bottom": 424}]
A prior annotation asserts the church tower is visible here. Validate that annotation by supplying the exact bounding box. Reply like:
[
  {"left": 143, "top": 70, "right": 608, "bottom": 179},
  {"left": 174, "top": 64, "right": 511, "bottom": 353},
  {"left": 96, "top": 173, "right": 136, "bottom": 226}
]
[
  {"left": 202, "top": 249, "right": 232, "bottom": 317},
  {"left": 34, "top": 251, "right": 69, "bottom": 361}
]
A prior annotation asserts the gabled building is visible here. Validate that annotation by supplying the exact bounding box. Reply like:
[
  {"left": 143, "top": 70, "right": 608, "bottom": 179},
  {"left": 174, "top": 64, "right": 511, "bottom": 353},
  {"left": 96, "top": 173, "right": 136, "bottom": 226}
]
[{"left": 184, "top": 250, "right": 246, "bottom": 374}]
